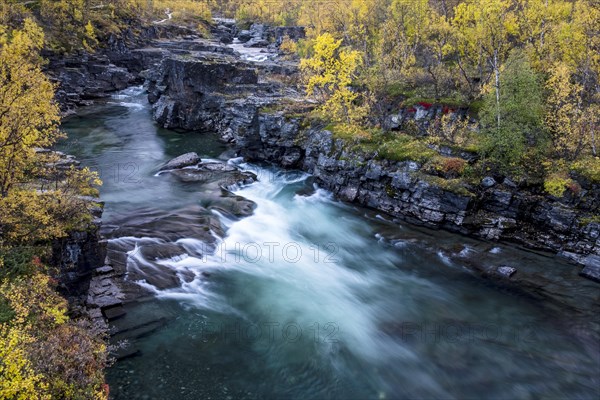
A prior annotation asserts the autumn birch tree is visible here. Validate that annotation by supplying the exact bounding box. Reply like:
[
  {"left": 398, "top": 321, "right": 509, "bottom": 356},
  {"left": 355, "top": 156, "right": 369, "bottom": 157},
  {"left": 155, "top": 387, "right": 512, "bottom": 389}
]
[
  {"left": 453, "top": 0, "right": 518, "bottom": 119},
  {"left": 300, "top": 33, "right": 368, "bottom": 124},
  {"left": 0, "top": 18, "right": 61, "bottom": 198}
]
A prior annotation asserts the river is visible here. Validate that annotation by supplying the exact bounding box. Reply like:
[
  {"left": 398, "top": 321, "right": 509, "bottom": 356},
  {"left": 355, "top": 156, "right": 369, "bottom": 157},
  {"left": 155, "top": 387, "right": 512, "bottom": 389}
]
[{"left": 59, "top": 86, "right": 599, "bottom": 399}]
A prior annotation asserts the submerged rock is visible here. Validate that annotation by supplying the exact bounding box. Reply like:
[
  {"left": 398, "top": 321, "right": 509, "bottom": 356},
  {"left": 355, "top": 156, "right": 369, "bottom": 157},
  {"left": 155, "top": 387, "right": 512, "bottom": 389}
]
[
  {"left": 104, "top": 205, "right": 225, "bottom": 243},
  {"left": 138, "top": 242, "right": 189, "bottom": 261},
  {"left": 580, "top": 256, "right": 600, "bottom": 282},
  {"left": 203, "top": 194, "right": 257, "bottom": 218},
  {"left": 496, "top": 265, "right": 517, "bottom": 278}
]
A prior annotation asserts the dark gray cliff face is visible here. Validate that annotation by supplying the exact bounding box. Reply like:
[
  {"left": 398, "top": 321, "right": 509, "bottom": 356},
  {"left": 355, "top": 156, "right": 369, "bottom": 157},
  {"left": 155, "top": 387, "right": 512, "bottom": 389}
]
[
  {"left": 255, "top": 118, "right": 599, "bottom": 260},
  {"left": 145, "top": 45, "right": 301, "bottom": 158},
  {"left": 144, "top": 53, "right": 599, "bottom": 268},
  {"left": 44, "top": 24, "right": 199, "bottom": 114},
  {"left": 46, "top": 155, "right": 107, "bottom": 307},
  {"left": 52, "top": 216, "right": 106, "bottom": 302},
  {"left": 148, "top": 56, "right": 259, "bottom": 131}
]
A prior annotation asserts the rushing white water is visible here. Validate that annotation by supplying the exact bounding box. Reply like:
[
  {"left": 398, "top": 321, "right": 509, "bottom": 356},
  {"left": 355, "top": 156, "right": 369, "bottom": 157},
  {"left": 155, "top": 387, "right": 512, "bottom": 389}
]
[
  {"left": 59, "top": 86, "right": 600, "bottom": 400},
  {"left": 228, "top": 38, "right": 275, "bottom": 62},
  {"left": 122, "top": 164, "right": 598, "bottom": 399},
  {"left": 157, "top": 166, "right": 417, "bottom": 362}
]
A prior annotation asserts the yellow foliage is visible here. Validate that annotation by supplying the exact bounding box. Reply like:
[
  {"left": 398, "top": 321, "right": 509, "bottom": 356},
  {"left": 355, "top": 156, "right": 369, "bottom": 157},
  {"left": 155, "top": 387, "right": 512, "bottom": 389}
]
[
  {"left": 550, "top": 0, "right": 600, "bottom": 73},
  {"left": 0, "top": 21, "right": 101, "bottom": 247},
  {"left": 544, "top": 173, "right": 573, "bottom": 197},
  {"left": 233, "top": 0, "right": 301, "bottom": 26},
  {"left": 377, "top": 0, "right": 430, "bottom": 80},
  {"left": 572, "top": 157, "right": 600, "bottom": 183},
  {"left": 126, "top": 0, "right": 212, "bottom": 22},
  {"left": 1, "top": 274, "right": 68, "bottom": 327},
  {"left": 279, "top": 35, "right": 297, "bottom": 55},
  {"left": 0, "top": 19, "right": 61, "bottom": 197},
  {"left": 453, "top": 0, "right": 518, "bottom": 103},
  {"left": 545, "top": 62, "right": 586, "bottom": 159},
  {"left": 515, "top": 0, "right": 572, "bottom": 68},
  {"left": 0, "top": 167, "right": 102, "bottom": 245},
  {"left": 83, "top": 20, "right": 98, "bottom": 51},
  {"left": 300, "top": 33, "right": 369, "bottom": 124},
  {"left": 0, "top": 273, "right": 108, "bottom": 399},
  {"left": 0, "top": 325, "right": 48, "bottom": 400},
  {"left": 427, "top": 113, "right": 475, "bottom": 148}
]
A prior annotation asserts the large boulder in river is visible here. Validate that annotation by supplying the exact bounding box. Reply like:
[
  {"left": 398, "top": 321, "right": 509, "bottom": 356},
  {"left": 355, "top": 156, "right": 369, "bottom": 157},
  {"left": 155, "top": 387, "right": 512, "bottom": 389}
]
[
  {"left": 160, "top": 152, "right": 200, "bottom": 170},
  {"left": 202, "top": 193, "right": 257, "bottom": 218},
  {"left": 166, "top": 161, "right": 257, "bottom": 191}
]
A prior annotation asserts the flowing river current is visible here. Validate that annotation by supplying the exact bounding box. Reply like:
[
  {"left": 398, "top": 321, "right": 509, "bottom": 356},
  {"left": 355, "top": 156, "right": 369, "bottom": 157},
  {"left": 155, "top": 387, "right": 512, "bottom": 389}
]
[{"left": 59, "top": 87, "right": 599, "bottom": 400}]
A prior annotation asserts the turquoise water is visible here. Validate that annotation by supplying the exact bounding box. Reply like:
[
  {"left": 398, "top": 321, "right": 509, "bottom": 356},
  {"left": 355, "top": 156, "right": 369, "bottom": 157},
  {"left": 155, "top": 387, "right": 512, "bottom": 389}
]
[{"left": 60, "top": 87, "right": 600, "bottom": 400}]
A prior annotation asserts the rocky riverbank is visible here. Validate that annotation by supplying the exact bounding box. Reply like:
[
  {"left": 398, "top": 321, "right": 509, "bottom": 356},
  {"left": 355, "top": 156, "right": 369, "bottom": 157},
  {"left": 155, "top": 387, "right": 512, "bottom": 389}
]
[
  {"left": 140, "top": 21, "right": 600, "bottom": 280},
  {"left": 49, "top": 19, "right": 598, "bottom": 334}
]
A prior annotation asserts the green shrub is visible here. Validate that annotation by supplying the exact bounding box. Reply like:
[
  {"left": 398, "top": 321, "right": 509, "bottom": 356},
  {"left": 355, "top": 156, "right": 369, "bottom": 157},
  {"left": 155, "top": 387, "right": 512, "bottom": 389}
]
[
  {"left": 544, "top": 174, "right": 572, "bottom": 197},
  {"left": 326, "top": 123, "right": 381, "bottom": 142},
  {"left": 572, "top": 157, "right": 600, "bottom": 183},
  {"left": 379, "top": 134, "right": 436, "bottom": 163},
  {"left": 580, "top": 216, "right": 600, "bottom": 226},
  {"left": 384, "top": 82, "right": 410, "bottom": 98},
  {"left": 0, "top": 246, "right": 46, "bottom": 280},
  {"left": 0, "top": 296, "right": 15, "bottom": 323},
  {"left": 419, "top": 173, "right": 474, "bottom": 197}
]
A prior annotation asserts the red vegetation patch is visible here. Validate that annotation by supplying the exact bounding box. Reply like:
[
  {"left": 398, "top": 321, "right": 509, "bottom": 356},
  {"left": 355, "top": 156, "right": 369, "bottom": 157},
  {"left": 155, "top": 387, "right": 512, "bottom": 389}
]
[
  {"left": 32, "top": 256, "right": 43, "bottom": 268},
  {"left": 438, "top": 157, "right": 467, "bottom": 177},
  {"left": 442, "top": 105, "right": 456, "bottom": 114},
  {"left": 566, "top": 181, "right": 582, "bottom": 195}
]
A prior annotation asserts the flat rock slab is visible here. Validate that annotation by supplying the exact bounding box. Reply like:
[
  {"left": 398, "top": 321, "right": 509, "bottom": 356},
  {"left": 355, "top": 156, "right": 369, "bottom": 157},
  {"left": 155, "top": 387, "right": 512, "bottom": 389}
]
[
  {"left": 94, "top": 265, "right": 115, "bottom": 275},
  {"left": 580, "top": 255, "right": 600, "bottom": 283},
  {"left": 87, "top": 275, "right": 124, "bottom": 309},
  {"left": 112, "top": 319, "right": 167, "bottom": 342},
  {"left": 103, "top": 305, "right": 127, "bottom": 321},
  {"left": 160, "top": 152, "right": 200, "bottom": 170},
  {"left": 167, "top": 163, "right": 256, "bottom": 190}
]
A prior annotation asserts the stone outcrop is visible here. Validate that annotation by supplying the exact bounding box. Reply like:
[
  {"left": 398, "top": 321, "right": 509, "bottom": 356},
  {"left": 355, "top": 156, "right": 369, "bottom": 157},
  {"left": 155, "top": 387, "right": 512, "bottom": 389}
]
[
  {"left": 44, "top": 24, "right": 199, "bottom": 114},
  {"left": 148, "top": 55, "right": 262, "bottom": 130},
  {"left": 580, "top": 255, "right": 600, "bottom": 282},
  {"left": 159, "top": 151, "right": 201, "bottom": 170},
  {"left": 241, "top": 117, "right": 600, "bottom": 263},
  {"left": 145, "top": 43, "right": 301, "bottom": 133},
  {"left": 236, "top": 23, "right": 305, "bottom": 48},
  {"left": 51, "top": 201, "right": 106, "bottom": 302}
]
